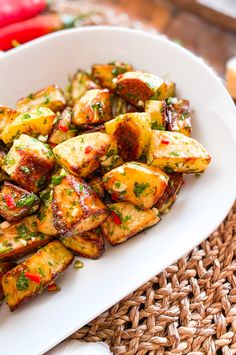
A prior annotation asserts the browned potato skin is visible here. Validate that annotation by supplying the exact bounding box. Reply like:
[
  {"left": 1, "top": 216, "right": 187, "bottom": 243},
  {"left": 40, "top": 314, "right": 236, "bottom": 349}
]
[
  {"left": 52, "top": 173, "right": 108, "bottom": 237},
  {"left": 155, "top": 173, "right": 184, "bottom": 214},
  {"left": 0, "top": 261, "right": 16, "bottom": 304},
  {"left": 0, "top": 215, "right": 54, "bottom": 261},
  {"left": 72, "top": 89, "right": 112, "bottom": 126},
  {"left": 0, "top": 182, "right": 40, "bottom": 222},
  {"left": 16, "top": 85, "right": 66, "bottom": 113},
  {"left": 0, "top": 106, "right": 18, "bottom": 140},
  {"left": 166, "top": 99, "right": 192, "bottom": 137},
  {"left": 69, "top": 70, "right": 99, "bottom": 104},
  {"left": 1, "top": 241, "right": 73, "bottom": 311},
  {"left": 48, "top": 107, "right": 77, "bottom": 146},
  {"left": 92, "top": 62, "right": 133, "bottom": 89},
  {"left": 101, "top": 202, "right": 160, "bottom": 245},
  {"left": 61, "top": 229, "right": 105, "bottom": 259},
  {"left": 88, "top": 176, "right": 105, "bottom": 199}
]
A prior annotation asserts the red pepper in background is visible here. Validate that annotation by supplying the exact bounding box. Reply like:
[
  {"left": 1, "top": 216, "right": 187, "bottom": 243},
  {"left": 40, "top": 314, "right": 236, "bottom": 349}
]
[
  {"left": 24, "top": 271, "right": 41, "bottom": 284},
  {"left": 0, "top": 0, "right": 47, "bottom": 28},
  {"left": 4, "top": 195, "right": 16, "bottom": 209},
  {"left": 0, "top": 13, "right": 76, "bottom": 51}
]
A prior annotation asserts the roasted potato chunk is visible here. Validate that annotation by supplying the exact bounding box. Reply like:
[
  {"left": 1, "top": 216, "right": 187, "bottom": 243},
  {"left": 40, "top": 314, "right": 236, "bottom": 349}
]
[
  {"left": 112, "top": 95, "right": 128, "bottom": 117},
  {"left": 92, "top": 61, "right": 133, "bottom": 89},
  {"left": 2, "top": 107, "right": 55, "bottom": 144},
  {"left": 88, "top": 176, "right": 105, "bottom": 198},
  {"left": 2, "top": 134, "right": 55, "bottom": 193},
  {"left": 155, "top": 173, "right": 184, "bottom": 214},
  {"left": 69, "top": 70, "right": 99, "bottom": 104},
  {"left": 48, "top": 107, "right": 77, "bottom": 146},
  {"left": 114, "top": 71, "right": 175, "bottom": 107},
  {"left": 61, "top": 229, "right": 105, "bottom": 259},
  {"left": 105, "top": 112, "right": 151, "bottom": 161},
  {"left": 72, "top": 89, "right": 112, "bottom": 126},
  {"left": 101, "top": 202, "right": 159, "bottom": 245},
  {"left": 0, "top": 182, "right": 39, "bottom": 221},
  {"left": 166, "top": 98, "right": 192, "bottom": 137},
  {"left": 145, "top": 100, "right": 167, "bottom": 130},
  {"left": 0, "top": 106, "right": 18, "bottom": 140},
  {"left": 52, "top": 171, "right": 108, "bottom": 237},
  {"left": 103, "top": 162, "right": 168, "bottom": 209},
  {"left": 53, "top": 132, "right": 112, "bottom": 178},
  {"left": 16, "top": 85, "right": 66, "bottom": 113},
  {"left": 0, "top": 215, "right": 54, "bottom": 261},
  {"left": 0, "top": 261, "right": 16, "bottom": 305},
  {"left": 147, "top": 131, "right": 211, "bottom": 173},
  {"left": 100, "top": 135, "right": 124, "bottom": 174},
  {"left": 37, "top": 189, "right": 58, "bottom": 236},
  {"left": 1, "top": 240, "right": 73, "bottom": 311}
]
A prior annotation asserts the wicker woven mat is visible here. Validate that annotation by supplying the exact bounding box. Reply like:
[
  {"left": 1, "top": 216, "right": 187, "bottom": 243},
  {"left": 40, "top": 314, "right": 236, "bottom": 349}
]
[{"left": 52, "top": 1, "right": 236, "bottom": 353}]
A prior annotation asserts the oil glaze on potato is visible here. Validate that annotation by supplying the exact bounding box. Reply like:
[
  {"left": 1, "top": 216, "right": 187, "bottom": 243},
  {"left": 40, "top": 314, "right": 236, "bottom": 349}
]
[
  {"left": 92, "top": 61, "right": 133, "bottom": 89},
  {"left": 48, "top": 107, "right": 77, "bottom": 145}
]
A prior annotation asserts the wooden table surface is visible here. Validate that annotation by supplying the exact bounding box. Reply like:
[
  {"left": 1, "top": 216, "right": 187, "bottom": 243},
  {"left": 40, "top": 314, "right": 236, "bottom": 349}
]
[{"left": 93, "top": 0, "right": 236, "bottom": 76}]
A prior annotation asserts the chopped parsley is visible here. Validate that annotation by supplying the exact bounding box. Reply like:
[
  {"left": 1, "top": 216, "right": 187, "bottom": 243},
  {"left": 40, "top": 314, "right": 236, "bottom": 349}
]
[
  {"left": 16, "top": 273, "right": 29, "bottom": 291},
  {"left": 17, "top": 194, "right": 38, "bottom": 208},
  {"left": 21, "top": 113, "right": 31, "bottom": 120},
  {"left": 133, "top": 182, "right": 150, "bottom": 198},
  {"left": 20, "top": 166, "right": 31, "bottom": 174},
  {"left": 43, "top": 94, "right": 51, "bottom": 104},
  {"left": 52, "top": 172, "right": 67, "bottom": 186}
]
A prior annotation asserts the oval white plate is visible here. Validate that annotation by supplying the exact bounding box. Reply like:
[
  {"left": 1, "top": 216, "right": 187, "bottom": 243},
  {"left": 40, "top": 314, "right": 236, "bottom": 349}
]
[{"left": 0, "top": 27, "right": 236, "bottom": 355}]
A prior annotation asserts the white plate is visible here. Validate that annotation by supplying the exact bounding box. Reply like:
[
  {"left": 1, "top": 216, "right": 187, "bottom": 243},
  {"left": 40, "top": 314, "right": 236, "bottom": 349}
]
[{"left": 0, "top": 27, "right": 236, "bottom": 355}]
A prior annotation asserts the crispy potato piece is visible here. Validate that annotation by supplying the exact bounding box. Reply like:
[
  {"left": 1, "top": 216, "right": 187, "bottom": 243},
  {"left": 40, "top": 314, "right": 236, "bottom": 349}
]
[
  {"left": 92, "top": 62, "right": 133, "bottom": 89},
  {"left": 166, "top": 98, "right": 192, "bottom": 137},
  {"left": 0, "top": 182, "right": 39, "bottom": 222},
  {"left": 16, "top": 85, "right": 66, "bottom": 113},
  {"left": 2, "top": 107, "right": 55, "bottom": 144},
  {"left": 48, "top": 107, "right": 77, "bottom": 146},
  {"left": 52, "top": 172, "right": 108, "bottom": 237},
  {"left": 114, "top": 71, "right": 175, "bottom": 107},
  {"left": 37, "top": 189, "right": 58, "bottom": 236},
  {"left": 103, "top": 162, "right": 168, "bottom": 209},
  {"left": 1, "top": 240, "right": 73, "bottom": 311},
  {"left": 72, "top": 89, "right": 112, "bottom": 126},
  {"left": 101, "top": 202, "right": 160, "bottom": 245},
  {"left": 105, "top": 112, "right": 151, "bottom": 161},
  {"left": 0, "top": 106, "right": 18, "bottom": 140},
  {"left": 145, "top": 100, "right": 167, "bottom": 130},
  {"left": 69, "top": 70, "right": 99, "bottom": 104},
  {"left": 147, "top": 131, "right": 211, "bottom": 173},
  {"left": 61, "top": 229, "right": 104, "bottom": 259},
  {"left": 0, "top": 261, "right": 16, "bottom": 305},
  {"left": 53, "top": 132, "right": 112, "bottom": 178},
  {"left": 100, "top": 135, "right": 124, "bottom": 174},
  {"left": 0, "top": 215, "right": 54, "bottom": 261},
  {"left": 2, "top": 134, "right": 55, "bottom": 193},
  {"left": 88, "top": 176, "right": 105, "bottom": 198},
  {"left": 155, "top": 173, "right": 184, "bottom": 214}
]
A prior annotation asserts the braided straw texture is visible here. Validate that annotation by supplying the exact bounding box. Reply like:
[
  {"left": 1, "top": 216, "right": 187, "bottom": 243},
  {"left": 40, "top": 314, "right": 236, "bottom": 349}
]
[{"left": 51, "top": 1, "right": 236, "bottom": 353}]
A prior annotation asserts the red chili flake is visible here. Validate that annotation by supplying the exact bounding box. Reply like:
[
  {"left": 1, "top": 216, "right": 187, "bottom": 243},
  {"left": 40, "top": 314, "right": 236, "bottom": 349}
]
[
  {"left": 161, "top": 139, "right": 170, "bottom": 144},
  {"left": 24, "top": 272, "right": 41, "bottom": 284},
  {"left": 111, "top": 211, "right": 122, "bottom": 225},
  {"left": 47, "top": 282, "right": 61, "bottom": 293},
  {"left": 111, "top": 193, "right": 118, "bottom": 201},
  {"left": 49, "top": 142, "right": 57, "bottom": 149},
  {"left": 4, "top": 195, "right": 16, "bottom": 209},
  {"left": 58, "top": 123, "right": 68, "bottom": 132},
  {"left": 85, "top": 146, "right": 93, "bottom": 154}
]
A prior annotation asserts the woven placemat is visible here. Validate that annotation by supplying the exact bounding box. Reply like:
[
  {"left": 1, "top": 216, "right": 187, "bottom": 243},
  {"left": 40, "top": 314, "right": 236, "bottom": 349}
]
[{"left": 51, "top": 1, "right": 236, "bottom": 353}]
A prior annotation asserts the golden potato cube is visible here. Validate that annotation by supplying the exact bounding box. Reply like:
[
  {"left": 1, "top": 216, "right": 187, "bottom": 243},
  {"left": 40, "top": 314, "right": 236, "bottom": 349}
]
[
  {"left": 145, "top": 100, "right": 167, "bottom": 130},
  {"left": 155, "top": 173, "right": 184, "bottom": 214},
  {"left": 48, "top": 107, "right": 77, "bottom": 146},
  {"left": 105, "top": 112, "right": 151, "bottom": 161},
  {"left": 37, "top": 189, "right": 58, "bottom": 236},
  {"left": 0, "top": 261, "right": 16, "bottom": 305},
  {"left": 147, "top": 131, "right": 211, "bottom": 173},
  {"left": 2, "top": 107, "right": 55, "bottom": 144},
  {"left": 0, "top": 182, "right": 39, "bottom": 222},
  {"left": 53, "top": 132, "right": 112, "bottom": 178},
  {"left": 61, "top": 229, "right": 104, "bottom": 259},
  {"left": 103, "top": 162, "right": 168, "bottom": 209},
  {"left": 92, "top": 61, "right": 133, "bottom": 89},
  {"left": 69, "top": 70, "right": 99, "bottom": 104},
  {"left": 166, "top": 98, "right": 192, "bottom": 137},
  {"left": 72, "top": 89, "right": 112, "bottom": 126},
  {"left": 1, "top": 240, "right": 73, "bottom": 311},
  {"left": 0, "top": 106, "right": 18, "bottom": 140},
  {"left": 2, "top": 134, "right": 55, "bottom": 193},
  {"left": 0, "top": 215, "right": 54, "bottom": 261},
  {"left": 101, "top": 202, "right": 160, "bottom": 245},
  {"left": 16, "top": 85, "right": 66, "bottom": 113},
  {"left": 114, "top": 71, "right": 174, "bottom": 107},
  {"left": 52, "top": 171, "right": 108, "bottom": 237}
]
